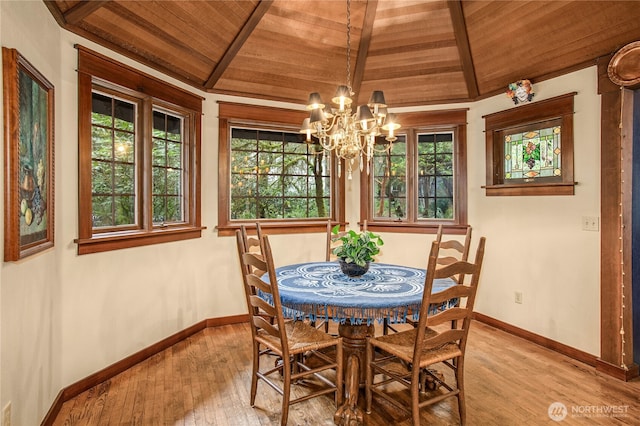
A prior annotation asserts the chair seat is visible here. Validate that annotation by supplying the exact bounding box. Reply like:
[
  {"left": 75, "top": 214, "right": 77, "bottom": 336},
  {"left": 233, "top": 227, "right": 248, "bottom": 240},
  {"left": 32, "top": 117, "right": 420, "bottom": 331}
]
[
  {"left": 257, "top": 320, "right": 341, "bottom": 355},
  {"left": 370, "top": 326, "right": 463, "bottom": 368}
]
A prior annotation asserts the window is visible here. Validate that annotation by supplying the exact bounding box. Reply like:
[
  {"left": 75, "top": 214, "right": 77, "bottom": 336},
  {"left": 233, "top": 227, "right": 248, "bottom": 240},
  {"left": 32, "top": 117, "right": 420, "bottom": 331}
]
[
  {"left": 361, "top": 110, "right": 468, "bottom": 234},
  {"left": 230, "top": 128, "right": 330, "bottom": 219},
  {"left": 76, "top": 46, "right": 203, "bottom": 254},
  {"left": 217, "top": 102, "right": 344, "bottom": 236},
  {"left": 483, "top": 92, "right": 576, "bottom": 196}
]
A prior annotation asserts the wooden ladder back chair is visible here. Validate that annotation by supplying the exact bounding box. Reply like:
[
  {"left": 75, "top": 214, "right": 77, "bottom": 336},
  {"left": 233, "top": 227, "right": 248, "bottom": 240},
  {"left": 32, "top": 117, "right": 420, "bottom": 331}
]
[
  {"left": 237, "top": 233, "right": 344, "bottom": 426},
  {"left": 383, "top": 225, "right": 473, "bottom": 335},
  {"left": 366, "top": 236, "right": 486, "bottom": 426}
]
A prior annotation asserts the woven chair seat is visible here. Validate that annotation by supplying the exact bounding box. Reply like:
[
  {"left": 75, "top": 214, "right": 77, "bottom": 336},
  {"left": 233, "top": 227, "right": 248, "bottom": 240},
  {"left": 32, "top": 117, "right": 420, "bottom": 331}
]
[
  {"left": 257, "top": 321, "right": 341, "bottom": 354},
  {"left": 370, "top": 327, "right": 462, "bottom": 367}
]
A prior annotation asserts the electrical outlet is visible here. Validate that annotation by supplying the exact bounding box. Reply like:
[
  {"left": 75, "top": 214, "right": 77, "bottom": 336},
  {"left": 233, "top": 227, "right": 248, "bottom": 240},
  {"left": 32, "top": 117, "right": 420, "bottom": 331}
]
[
  {"left": 2, "top": 401, "right": 11, "bottom": 426},
  {"left": 582, "top": 216, "right": 599, "bottom": 231},
  {"left": 515, "top": 291, "right": 523, "bottom": 304}
]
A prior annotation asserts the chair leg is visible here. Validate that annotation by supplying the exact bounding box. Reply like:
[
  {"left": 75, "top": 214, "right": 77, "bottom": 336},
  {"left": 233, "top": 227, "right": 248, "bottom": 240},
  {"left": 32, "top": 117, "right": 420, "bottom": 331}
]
[
  {"left": 281, "top": 357, "right": 292, "bottom": 426},
  {"left": 336, "top": 342, "right": 344, "bottom": 406},
  {"left": 365, "top": 342, "right": 373, "bottom": 413},
  {"left": 456, "top": 356, "right": 466, "bottom": 425},
  {"left": 411, "top": 369, "right": 421, "bottom": 426},
  {"left": 250, "top": 342, "right": 260, "bottom": 406}
]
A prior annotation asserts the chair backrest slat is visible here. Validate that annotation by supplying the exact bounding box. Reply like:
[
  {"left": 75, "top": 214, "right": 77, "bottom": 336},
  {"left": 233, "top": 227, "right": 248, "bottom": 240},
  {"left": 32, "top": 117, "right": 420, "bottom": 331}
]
[
  {"left": 426, "top": 306, "right": 468, "bottom": 327},
  {"left": 421, "top": 329, "right": 467, "bottom": 350},
  {"left": 252, "top": 315, "right": 280, "bottom": 338},
  {"left": 428, "top": 284, "right": 474, "bottom": 305},
  {"left": 248, "top": 294, "right": 278, "bottom": 316}
]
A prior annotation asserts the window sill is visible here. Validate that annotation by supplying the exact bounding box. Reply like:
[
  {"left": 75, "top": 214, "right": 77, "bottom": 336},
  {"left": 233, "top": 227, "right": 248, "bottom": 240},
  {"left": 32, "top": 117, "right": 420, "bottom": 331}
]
[
  {"left": 75, "top": 226, "right": 206, "bottom": 255},
  {"left": 216, "top": 221, "right": 336, "bottom": 237},
  {"left": 482, "top": 182, "right": 577, "bottom": 196},
  {"left": 365, "top": 221, "right": 469, "bottom": 235}
]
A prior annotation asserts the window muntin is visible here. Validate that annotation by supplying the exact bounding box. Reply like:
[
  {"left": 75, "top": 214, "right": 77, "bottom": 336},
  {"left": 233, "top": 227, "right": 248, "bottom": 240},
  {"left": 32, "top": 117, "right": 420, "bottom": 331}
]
[{"left": 230, "top": 127, "right": 330, "bottom": 220}]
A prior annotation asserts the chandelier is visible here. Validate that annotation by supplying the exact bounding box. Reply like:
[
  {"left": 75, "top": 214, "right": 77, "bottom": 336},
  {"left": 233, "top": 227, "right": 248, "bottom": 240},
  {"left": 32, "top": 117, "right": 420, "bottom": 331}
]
[{"left": 300, "top": 0, "right": 400, "bottom": 180}]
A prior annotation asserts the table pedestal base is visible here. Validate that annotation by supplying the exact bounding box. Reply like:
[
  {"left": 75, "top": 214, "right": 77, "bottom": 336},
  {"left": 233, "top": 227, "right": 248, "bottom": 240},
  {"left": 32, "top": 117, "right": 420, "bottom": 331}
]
[{"left": 334, "top": 322, "right": 373, "bottom": 426}]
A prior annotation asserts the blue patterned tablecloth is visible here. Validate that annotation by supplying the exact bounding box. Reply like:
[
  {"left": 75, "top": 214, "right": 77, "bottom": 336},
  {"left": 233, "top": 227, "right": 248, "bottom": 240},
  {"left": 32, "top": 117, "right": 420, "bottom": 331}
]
[{"left": 265, "top": 261, "right": 455, "bottom": 325}]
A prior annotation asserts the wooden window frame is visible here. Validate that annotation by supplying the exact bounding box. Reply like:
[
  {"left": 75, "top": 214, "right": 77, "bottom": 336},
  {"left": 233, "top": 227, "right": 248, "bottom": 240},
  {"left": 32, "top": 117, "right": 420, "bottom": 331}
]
[
  {"left": 483, "top": 92, "right": 576, "bottom": 196},
  {"left": 76, "top": 46, "right": 204, "bottom": 255},
  {"left": 216, "top": 102, "right": 345, "bottom": 237},
  {"left": 360, "top": 110, "right": 468, "bottom": 235}
]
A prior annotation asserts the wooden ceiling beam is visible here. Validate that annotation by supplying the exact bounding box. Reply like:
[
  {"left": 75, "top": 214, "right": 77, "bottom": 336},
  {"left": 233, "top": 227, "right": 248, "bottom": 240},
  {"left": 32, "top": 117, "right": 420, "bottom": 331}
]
[
  {"left": 204, "top": 0, "right": 274, "bottom": 90},
  {"left": 352, "top": 0, "right": 378, "bottom": 101},
  {"left": 448, "top": 0, "right": 479, "bottom": 99},
  {"left": 64, "top": 0, "right": 110, "bottom": 26}
]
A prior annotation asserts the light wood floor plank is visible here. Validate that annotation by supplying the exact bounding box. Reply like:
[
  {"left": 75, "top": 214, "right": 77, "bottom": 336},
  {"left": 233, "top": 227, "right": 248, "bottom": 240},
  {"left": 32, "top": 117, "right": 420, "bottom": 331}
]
[{"left": 51, "top": 321, "right": 640, "bottom": 425}]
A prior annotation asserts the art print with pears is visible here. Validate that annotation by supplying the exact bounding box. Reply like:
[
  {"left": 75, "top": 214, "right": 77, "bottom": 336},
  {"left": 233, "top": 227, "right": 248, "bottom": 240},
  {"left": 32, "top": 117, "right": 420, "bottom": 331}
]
[{"left": 3, "top": 47, "right": 55, "bottom": 261}]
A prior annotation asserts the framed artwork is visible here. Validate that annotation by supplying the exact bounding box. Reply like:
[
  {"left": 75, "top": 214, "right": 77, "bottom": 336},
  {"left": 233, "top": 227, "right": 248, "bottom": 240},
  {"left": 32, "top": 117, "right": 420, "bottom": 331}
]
[{"left": 3, "top": 47, "right": 55, "bottom": 261}]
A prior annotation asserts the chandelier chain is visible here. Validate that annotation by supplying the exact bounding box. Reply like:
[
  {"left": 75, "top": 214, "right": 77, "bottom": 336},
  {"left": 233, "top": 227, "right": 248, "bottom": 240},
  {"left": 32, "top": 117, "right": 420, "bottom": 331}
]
[{"left": 346, "top": 0, "right": 352, "bottom": 93}]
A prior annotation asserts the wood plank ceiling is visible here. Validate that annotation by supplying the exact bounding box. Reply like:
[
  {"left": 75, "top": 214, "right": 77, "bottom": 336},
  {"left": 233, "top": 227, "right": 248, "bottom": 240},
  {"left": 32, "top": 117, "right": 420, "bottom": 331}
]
[{"left": 44, "top": 0, "right": 640, "bottom": 107}]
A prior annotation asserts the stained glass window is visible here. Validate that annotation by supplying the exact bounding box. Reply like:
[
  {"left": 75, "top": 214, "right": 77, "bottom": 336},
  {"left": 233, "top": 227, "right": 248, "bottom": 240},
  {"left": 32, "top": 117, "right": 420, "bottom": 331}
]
[
  {"left": 483, "top": 93, "right": 575, "bottom": 196},
  {"left": 504, "top": 126, "right": 561, "bottom": 180}
]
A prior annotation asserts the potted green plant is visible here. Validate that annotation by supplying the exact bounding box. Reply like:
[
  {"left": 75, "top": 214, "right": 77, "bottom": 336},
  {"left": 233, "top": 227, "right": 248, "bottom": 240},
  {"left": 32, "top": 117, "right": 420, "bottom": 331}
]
[{"left": 331, "top": 225, "right": 384, "bottom": 277}]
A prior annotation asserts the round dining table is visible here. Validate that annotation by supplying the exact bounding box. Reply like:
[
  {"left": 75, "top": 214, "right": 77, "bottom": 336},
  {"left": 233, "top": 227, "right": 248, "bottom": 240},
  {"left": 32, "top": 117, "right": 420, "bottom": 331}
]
[{"left": 265, "top": 261, "right": 456, "bottom": 425}]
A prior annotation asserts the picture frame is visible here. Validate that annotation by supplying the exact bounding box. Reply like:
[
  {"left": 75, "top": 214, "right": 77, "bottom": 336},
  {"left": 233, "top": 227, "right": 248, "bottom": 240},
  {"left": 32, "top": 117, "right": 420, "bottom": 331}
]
[{"left": 3, "top": 47, "right": 55, "bottom": 261}]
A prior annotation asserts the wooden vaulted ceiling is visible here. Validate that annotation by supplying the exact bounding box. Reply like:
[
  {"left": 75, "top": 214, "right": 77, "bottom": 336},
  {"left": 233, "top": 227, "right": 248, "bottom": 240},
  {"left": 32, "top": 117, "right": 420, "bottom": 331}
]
[{"left": 44, "top": 0, "right": 640, "bottom": 107}]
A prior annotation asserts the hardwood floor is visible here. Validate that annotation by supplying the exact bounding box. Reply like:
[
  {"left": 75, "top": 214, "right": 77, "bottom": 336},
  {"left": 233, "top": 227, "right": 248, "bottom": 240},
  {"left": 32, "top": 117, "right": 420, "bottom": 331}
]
[{"left": 52, "top": 320, "right": 640, "bottom": 425}]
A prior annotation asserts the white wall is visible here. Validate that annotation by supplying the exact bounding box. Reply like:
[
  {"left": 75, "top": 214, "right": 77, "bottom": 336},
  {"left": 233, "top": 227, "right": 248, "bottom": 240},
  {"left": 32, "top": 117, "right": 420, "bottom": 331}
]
[
  {"left": 1, "top": 2, "right": 62, "bottom": 425},
  {"left": 470, "top": 70, "right": 601, "bottom": 354},
  {"left": 0, "top": 1, "right": 601, "bottom": 425}
]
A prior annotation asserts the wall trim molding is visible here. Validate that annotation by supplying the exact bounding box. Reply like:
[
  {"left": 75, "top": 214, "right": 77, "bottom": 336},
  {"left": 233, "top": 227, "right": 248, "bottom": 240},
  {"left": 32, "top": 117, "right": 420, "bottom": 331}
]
[
  {"left": 40, "top": 314, "right": 249, "bottom": 426},
  {"left": 596, "top": 358, "right": 640, "bottom": 381},
  {"left": 473, "top": 312, "right": 598, "bottom": 367}
]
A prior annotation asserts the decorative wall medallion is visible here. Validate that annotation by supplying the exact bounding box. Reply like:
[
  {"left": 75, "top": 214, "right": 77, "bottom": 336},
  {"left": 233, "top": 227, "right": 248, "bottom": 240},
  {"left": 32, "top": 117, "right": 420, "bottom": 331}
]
[{"left": 507, "top": 79, "right": 534, "bottom": 104}]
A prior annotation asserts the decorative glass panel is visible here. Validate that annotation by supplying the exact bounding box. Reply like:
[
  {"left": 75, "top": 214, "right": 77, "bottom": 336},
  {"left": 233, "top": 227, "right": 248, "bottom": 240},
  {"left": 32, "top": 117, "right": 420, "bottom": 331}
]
[
  {"left": 504, "top": 126, "right": 561, "bottom": 180},
  {"left": 230, "top": 127, "right": 330, "bottom": 219},
  {"left": 373, "top": 135, "right": 407, "bottom": 220},
  {"left": 418, "top": 132, "right": 454, "bottom": 219},
  {"left": 151, "top": 110, "right": 184, "bottom": 224},
  {"left": 90, "top": 92, "right": 137, "bottom": 228}
]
